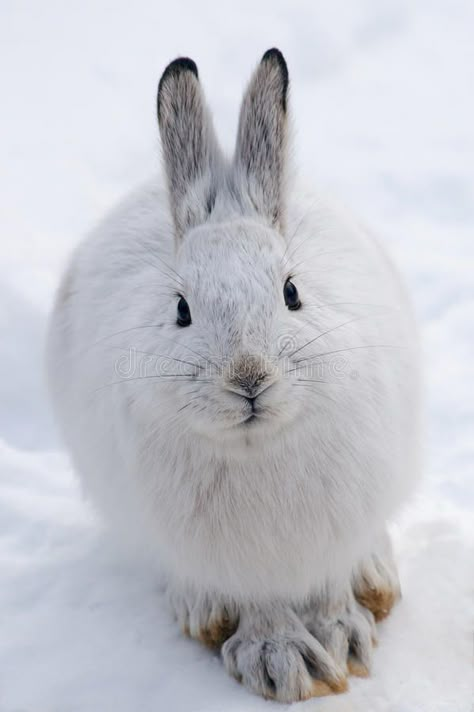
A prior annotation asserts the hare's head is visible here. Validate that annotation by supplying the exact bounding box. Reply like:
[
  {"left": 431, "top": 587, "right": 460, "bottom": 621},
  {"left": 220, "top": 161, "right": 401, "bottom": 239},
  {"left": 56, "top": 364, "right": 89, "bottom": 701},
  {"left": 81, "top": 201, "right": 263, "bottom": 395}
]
[{"left": 156, "top": 50, "right": 313, "bottom": 443}]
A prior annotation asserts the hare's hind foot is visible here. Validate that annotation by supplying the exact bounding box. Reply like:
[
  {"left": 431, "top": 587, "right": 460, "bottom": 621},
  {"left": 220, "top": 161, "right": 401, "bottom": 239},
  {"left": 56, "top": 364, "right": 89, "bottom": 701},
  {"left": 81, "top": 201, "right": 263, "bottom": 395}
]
[
  {"left": 167, "top": 584, "right": 238, "bottom": 649},
  {"left": 353, "top": 531, "right": 401, "bottom": 622}
]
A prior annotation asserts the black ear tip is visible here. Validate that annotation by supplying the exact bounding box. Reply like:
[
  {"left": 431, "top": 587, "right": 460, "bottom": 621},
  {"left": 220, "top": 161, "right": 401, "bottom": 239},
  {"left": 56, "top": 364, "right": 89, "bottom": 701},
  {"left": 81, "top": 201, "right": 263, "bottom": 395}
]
[
  {"left": 161, "top": 56, "right": 199, "bottom": 83},
  {"left": 261, "top": 48, "right": 289, "bottom": 109},
  {"left": 157, "top": 57, "right": 199, "bottom": 120},
  {"left": 261, "top": 48, "right": 288, "bottom": 76}
]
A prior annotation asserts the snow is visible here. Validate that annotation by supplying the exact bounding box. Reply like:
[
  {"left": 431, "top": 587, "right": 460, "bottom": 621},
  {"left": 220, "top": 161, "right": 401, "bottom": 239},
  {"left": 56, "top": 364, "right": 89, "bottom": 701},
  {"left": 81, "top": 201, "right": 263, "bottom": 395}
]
[{"left": 1, "top": 1, "right": 473, "bottom": 710}]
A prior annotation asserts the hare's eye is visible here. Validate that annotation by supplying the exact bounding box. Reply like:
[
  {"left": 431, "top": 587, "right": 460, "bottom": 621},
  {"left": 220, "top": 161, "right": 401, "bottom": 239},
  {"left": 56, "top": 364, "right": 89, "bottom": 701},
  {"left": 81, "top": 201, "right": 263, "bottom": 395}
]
[
  {"left": 284, "top": 279, "right": 301, "bottom": 311},
  {"left": 177, "top": 296, "right": 192, "bottom": 327}
]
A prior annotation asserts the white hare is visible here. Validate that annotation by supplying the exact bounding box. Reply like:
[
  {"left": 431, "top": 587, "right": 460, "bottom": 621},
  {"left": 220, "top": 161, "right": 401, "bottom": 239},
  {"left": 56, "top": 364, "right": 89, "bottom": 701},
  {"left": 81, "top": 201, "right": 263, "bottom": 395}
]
[{"left": 47, "top": 49, "right": 420, "bottom": 702}]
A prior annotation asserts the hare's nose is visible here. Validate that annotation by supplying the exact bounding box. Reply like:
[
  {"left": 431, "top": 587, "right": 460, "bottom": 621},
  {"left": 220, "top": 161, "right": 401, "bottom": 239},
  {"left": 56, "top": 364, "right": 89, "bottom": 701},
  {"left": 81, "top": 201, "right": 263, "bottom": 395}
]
[{"left": 225, "top": 354, "right": 275, "bottom": 399}]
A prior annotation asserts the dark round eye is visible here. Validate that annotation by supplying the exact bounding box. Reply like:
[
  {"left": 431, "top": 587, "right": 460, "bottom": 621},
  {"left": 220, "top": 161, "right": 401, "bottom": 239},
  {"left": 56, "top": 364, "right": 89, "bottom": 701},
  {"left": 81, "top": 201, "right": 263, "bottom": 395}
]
[
  {"left": 283, "top": 279, "right": 301, "bottom": 311},
  {"left": 177, "top": 296, "right": 191, "bottom": 327}
]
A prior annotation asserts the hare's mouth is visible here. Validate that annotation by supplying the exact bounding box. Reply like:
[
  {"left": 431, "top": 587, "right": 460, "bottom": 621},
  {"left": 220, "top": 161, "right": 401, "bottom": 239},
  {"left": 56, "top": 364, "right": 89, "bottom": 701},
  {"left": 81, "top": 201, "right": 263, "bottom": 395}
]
[
  {"left": 241, "top": 413, "right": 258, "bottom": 426},
  {"left": 238, "top": 408, "right": 274, "bottom": 429}
]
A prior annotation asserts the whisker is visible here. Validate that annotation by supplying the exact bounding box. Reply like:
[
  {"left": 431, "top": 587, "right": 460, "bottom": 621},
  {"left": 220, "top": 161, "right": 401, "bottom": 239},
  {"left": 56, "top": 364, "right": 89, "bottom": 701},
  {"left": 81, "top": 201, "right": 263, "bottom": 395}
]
[
  {"left": 285, "top": 257, "right": 313, "bottom": 275},
  {"left": 176, "top": 402, "right": 192, "bottom": 413},
  {"left": 281, "top": 198, "right": 320, "bottom": 267},
  {"left": 141, "top": 245, "right": 185, "bottom": 286},
  {"left": 111, "top": 346, "right": 203, "bottom": 371},
  {"left": 292, "top": 344, "right": 402, "bottom": 367},
  {"left": 176, "top": 393, "right": 202, "bottom": 413},
  {"left": 92, "top": 326, "right": 220, "bottom": 370},
  {"left": 131, "top": 253, "right": 183, "bottom": 291},
  {"left": 277, "top": 303, "right": 389, "bottom": 359},
  {"left": 282, "top": 234, "right": 315, "bottom": 270},
  {"left": 302, "top": 301, "right": 394, "bottom": 311},
  {"left": 291, "top": 382, "right": 336, "bottom": 404},
  {"left": 94, "top": 373, "right": 211, "bottom": 394},
  {"left": 285, "top": 243, "right": 358, "bottom": 275},
  {"left": 179, "top": 387, "right": 201, "bottom": 400},
  {"left": 287, "top": 315, "right": 372, "bottom": 360},
  {"left": 295, "top": 378, "right": 347, "bottom": 385},
  {"left": 155, "top": 335, "right": 220, "bottom": 370},
  {"left": 281, "top": 304, "right": 393, "bottom": 362},
  {"left": 285, "top": 358, "right": 341, "bottom": 375}
]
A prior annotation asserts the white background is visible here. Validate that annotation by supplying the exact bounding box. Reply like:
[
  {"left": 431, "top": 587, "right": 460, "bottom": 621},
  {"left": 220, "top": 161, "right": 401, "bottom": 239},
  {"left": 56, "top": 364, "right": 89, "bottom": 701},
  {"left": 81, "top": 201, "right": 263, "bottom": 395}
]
[{"left": 1, "top": 1, "right": 473, "bottom": 710}]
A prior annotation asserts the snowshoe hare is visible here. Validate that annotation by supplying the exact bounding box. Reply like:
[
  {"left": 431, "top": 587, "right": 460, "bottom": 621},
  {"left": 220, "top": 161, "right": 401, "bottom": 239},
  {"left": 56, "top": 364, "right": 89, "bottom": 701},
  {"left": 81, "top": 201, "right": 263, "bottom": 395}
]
[{"left": 47, "top": 49, "right": 420, "bottom": 702}]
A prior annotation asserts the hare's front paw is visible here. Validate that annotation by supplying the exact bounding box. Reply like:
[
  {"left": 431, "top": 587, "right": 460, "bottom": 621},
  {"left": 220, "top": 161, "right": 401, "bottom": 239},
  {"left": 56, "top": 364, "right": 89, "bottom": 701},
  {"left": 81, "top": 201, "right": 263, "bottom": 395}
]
[
  {"left": 299, "top": 588, "right": 377, "bottom": 679},
  {"left": 222, "top": 604, "right": 347, "bottom": 703},
  {"left": 353, "top": 533, "right": 401, "bottom": 622},
  {"left": 167, "top": 584, "right": 238, "bottom": 649}
]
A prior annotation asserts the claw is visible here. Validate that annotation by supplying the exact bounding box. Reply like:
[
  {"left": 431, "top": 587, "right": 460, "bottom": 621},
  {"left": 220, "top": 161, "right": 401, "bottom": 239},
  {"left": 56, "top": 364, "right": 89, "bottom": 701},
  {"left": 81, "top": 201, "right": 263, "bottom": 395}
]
[
  {"left": 354, "top": 583, "right": 399, "bottom": 622},
  {"left": 347, "top": 658, "right": 370, "bottom": 678}
]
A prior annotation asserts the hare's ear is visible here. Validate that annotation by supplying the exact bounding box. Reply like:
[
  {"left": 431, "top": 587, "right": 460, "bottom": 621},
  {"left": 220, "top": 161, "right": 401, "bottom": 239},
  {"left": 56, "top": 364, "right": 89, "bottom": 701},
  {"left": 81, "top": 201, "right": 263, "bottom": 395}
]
[
  {"left": 233, "top": 49, "right": 289, "bottom": 232},
  {"left": 157, "top": 58, "right": 224, "bottom": 238}
]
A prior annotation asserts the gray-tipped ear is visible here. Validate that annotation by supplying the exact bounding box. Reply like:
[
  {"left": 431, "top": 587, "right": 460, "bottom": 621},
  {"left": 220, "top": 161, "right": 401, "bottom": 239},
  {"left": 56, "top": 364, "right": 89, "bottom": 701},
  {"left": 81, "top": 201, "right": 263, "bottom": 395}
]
[
  {"left": 233, "top": 48, "right": 289, "bottom": 231},
  {"left": 157, "top": 57, "right": 223, "bottom": 238}
]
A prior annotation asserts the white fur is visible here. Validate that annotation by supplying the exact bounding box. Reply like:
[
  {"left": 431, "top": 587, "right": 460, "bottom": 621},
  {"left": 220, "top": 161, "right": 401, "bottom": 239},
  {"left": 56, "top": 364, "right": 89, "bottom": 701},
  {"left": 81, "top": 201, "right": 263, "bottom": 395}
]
[
  {"left": 46, "top": 178, "right": 420, "bottom": 602},
  {"left": 46, "top": 62, "right": 421, "bottom": 693},
  {"left": 46, "top": 51, "right": 421, "bottom": 700}
]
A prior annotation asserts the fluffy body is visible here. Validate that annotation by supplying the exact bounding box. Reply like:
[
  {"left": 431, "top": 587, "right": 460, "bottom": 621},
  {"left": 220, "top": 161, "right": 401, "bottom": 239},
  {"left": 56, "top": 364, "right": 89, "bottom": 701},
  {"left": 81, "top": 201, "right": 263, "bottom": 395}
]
[
  {"left": 47, "top": 182, "right": 419, "bottom": 600},
  {"left": 46, "top": 50, "right": 420, "bottom": 700}
]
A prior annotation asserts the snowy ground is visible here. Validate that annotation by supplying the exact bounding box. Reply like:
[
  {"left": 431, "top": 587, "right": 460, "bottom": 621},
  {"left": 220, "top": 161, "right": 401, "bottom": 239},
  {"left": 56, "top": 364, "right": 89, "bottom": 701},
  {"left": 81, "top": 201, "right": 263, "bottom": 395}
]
[{"left": 1, "top": 1, "right": 473, "bottom": 710}]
